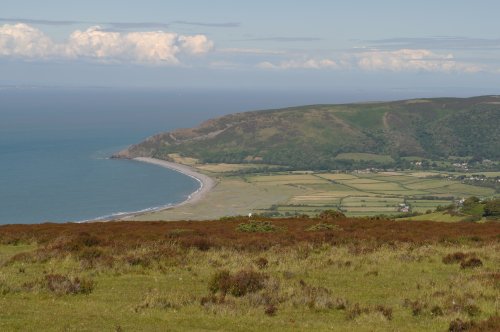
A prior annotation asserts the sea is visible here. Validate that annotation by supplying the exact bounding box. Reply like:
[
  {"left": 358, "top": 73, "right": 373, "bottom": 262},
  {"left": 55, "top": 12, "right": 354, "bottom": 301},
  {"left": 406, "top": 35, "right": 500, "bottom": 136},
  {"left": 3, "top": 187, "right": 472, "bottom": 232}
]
[{"left": 0, "top": 87, "right": 475, "bottom": 224}]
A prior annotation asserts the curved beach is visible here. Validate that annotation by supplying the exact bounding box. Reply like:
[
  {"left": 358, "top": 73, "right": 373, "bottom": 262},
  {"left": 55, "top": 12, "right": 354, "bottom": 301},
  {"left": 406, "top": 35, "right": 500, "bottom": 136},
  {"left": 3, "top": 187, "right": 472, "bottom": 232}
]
[
  {"left": 133, "top": 157, "right": 216, "bottom": 208},
  {"left": 85, "top": 157, "right": 216, "bottom": 222}
]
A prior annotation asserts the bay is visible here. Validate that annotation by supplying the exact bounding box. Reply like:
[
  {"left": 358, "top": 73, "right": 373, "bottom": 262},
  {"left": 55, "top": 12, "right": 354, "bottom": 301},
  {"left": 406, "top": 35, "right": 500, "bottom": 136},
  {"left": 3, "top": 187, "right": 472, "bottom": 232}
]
[{"left": 0, "top": 87, "right": 408, "bottom": 224}]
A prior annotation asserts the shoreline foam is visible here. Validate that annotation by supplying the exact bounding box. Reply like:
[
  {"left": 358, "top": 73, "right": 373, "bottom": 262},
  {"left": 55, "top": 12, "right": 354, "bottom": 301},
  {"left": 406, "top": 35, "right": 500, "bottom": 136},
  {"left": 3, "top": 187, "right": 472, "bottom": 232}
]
[{"left": 83, "top": 157, "right": 216, "bottom": 222}]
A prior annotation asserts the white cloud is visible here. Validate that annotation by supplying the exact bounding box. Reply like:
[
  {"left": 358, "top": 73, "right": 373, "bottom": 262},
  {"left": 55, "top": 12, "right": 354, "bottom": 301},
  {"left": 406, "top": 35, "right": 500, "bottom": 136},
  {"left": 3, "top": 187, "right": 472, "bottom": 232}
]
[
  {"left": 66, "top": 26, "right": 131, "bottom": 60},
  {"left": 0, "top": 23, "right": 486, "bottom": 74},
  {"left": 256, "top": 49, "right": 482, "bottom": 73},
  {"left": 0, "top": 23, "right": 55, "bottom": 58},
  {"left": 179, "top": 35, "right": 214, "bottom": 55},
  {"left": 126, "top": 31, "right": 181, "bottom": 63},
  {"left": 356, "top": 49, "right": 482, "bottom": 73},
  {"left": 0, "top": 23, "right": 213, "bottom": 65},
  {"left": 257, "top": 58, "right": 338, "bottom": 69}
]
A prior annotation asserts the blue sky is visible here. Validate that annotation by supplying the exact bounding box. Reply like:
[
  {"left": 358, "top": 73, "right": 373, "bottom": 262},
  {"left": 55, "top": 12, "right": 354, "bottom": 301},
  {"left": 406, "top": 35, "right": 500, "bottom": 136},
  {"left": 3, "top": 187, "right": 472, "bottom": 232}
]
[{"left": 1, "top": 0, "right": 500, "bottom": 94}]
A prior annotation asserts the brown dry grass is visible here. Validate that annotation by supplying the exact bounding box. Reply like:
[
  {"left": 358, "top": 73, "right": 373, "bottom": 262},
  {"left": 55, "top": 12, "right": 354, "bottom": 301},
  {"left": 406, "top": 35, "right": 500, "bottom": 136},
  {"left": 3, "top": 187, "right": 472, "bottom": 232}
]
[{"left": 1, "top": 217, "right": 499, "bottom": 252}]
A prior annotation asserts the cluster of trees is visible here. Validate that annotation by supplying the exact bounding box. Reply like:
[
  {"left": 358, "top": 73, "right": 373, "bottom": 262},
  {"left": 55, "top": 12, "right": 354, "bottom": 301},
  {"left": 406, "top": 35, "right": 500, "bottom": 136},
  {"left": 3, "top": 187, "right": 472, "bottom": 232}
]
[
  {"left": 433, "top": 197, "right": 499, "bottom": 221},
  {"left": 461, "top": 197, "right": 500, "bottom": 219},
  {"left": 483, "top": 198, "right": 500, "bottom": 217}
]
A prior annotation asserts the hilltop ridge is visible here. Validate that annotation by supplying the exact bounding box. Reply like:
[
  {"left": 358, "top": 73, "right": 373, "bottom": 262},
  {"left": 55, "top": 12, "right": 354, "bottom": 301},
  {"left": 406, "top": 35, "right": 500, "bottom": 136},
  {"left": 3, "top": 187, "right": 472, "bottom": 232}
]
[{"left": 115, "top": 96, "right": 500, "bottom": 169}]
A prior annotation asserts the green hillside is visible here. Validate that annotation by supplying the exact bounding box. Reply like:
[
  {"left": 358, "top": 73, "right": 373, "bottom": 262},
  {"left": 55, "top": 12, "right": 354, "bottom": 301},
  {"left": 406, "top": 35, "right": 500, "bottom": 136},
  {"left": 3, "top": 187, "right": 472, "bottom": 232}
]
[{"left": 115, "top": 96, "right": 500, "bottom": 169}]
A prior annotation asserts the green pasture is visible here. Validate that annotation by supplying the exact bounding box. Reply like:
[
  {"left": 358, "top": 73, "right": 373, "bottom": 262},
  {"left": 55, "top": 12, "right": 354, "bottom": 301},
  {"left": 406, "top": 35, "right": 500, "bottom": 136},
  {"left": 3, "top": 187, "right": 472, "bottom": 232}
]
[{"left": 131, "top": 169, "right": 497, "bottom": 221}]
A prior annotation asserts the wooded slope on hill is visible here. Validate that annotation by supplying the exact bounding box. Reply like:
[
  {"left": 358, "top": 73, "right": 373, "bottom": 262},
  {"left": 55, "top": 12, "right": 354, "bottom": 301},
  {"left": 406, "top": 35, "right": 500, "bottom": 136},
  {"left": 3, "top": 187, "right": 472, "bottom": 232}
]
[{"left": 115, "top": 96, "right": 500, "bottom": 169}]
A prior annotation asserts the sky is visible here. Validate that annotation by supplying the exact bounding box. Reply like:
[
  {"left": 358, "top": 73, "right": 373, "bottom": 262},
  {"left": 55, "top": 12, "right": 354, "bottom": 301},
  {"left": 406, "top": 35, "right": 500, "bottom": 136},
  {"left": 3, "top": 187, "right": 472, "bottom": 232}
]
[{"left": 1, "top": 0, "right": 500, "bottom": 95}]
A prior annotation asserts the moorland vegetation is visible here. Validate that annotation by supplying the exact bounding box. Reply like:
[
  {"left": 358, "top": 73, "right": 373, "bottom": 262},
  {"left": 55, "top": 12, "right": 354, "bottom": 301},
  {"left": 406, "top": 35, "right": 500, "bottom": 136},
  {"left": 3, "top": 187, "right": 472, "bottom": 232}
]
[{"left": 1, "top": 216, "right": 499, "bottom": 331}]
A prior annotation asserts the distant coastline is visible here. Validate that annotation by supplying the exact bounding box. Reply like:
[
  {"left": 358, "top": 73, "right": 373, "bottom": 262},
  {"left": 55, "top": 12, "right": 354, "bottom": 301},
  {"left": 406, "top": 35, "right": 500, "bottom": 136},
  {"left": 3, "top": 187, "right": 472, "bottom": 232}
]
[{"left": 85, "top": 157, "right": 216, "bottom": 222}]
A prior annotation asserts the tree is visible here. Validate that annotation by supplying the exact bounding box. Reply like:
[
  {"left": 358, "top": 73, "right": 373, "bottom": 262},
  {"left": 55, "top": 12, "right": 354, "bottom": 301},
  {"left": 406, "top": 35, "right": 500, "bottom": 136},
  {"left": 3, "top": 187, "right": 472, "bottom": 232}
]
[{"left": 483, "top": 198, "right": 500, "bottom": 217}]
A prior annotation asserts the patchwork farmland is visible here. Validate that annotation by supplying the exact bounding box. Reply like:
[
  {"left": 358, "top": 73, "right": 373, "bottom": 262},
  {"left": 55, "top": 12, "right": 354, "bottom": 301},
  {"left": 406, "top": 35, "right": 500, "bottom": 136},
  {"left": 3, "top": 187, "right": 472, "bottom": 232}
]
[{"left": 249, "top": 171, "right": 496, "bottom": 217}]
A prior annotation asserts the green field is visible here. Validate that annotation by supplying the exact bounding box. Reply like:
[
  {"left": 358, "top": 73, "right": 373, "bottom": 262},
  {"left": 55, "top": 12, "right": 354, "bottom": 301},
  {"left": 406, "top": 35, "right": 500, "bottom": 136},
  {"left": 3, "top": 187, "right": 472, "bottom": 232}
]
[
  {"left": 131, "top": 168, "right": 498, "bottom": 221},
  {"left": 402, "top": 212, "right": 466, "bottom": 222},
  {"left": 255, "top": 171, "right": 496, "bottom": 218}
]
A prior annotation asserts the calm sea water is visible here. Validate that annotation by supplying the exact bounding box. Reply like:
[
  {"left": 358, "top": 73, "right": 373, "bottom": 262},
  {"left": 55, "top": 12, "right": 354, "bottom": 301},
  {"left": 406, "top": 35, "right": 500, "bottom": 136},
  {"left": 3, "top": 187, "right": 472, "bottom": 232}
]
[{"left": 1, "top": 87, "right": 446, "bottom": 224}]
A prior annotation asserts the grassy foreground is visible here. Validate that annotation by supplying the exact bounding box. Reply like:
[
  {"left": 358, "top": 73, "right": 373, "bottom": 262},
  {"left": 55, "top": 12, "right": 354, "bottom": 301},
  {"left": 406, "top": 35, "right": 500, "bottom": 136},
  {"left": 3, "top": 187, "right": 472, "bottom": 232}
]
[{"left": 0, "top": 217, "right": 499, "bottom": 331}]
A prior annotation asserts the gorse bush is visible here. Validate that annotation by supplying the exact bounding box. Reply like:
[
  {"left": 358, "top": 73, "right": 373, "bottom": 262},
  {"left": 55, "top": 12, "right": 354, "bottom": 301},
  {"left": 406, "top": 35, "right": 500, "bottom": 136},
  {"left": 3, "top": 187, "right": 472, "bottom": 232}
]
[
  {"left": 237, "top": 221, "right": 278, "bottom": 233},
  {"left": 317, "top": 210, "right": 346, "bottom": 220}
]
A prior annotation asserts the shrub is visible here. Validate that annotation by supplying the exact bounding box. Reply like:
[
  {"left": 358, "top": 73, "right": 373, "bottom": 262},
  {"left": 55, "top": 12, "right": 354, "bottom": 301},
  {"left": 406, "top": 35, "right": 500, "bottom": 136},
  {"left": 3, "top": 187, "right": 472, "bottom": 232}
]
[
  {"left": 318, "top": 210, "right": 345, "bottom": 220},
  {"left": 229, "top": 270, "right": 268, "bottom": 297},
  {"left": 209, "top": 269, "right": 267, "bottom": 297},
  {"left": 237, "top": 221, "right": 278, "bottom": 233},
  {"left": 208, "top": 270, "right": 232, "bottom": 295},
  {"left": 461, "top": 258, "right": 483, "bottom": 269},
  {"left": 483, "top": 198, "right": 500, "bottom": 217}
]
